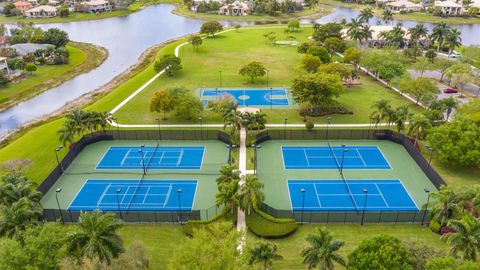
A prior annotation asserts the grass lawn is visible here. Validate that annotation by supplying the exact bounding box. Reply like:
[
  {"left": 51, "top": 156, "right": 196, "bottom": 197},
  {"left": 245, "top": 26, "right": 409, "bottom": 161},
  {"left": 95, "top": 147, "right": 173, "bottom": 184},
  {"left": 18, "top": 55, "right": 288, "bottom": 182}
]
[
  {"left": 255, "top": 224, "right": 447, "bottom": 269},
  {"left": 0, "top": 42, "right": 107, "bottom": 111},
  {"left": 114, "top": 26, "right": 421, "bottom": 125},
  {"left": 172, "top": 4, "right": 334, "bottom": 22}
]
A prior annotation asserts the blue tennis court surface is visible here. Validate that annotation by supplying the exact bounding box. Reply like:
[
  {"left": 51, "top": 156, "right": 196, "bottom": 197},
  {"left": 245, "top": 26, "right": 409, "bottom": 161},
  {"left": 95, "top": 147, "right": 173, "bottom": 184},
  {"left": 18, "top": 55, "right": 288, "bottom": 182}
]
[
  {"left": 97, "top": 146, "right": 204, "bottom": 170},
  {"left": 201, "top": 88, "right": 289, "bottom": 106},
  {"left": 282, "top": 146, "right": 391, "bottom": 170},
  {"left": 288, "top": 180, "right": 418, "bottom": 211},
  {"left": 68, "top": 180, "right": 197, "bottom": 211}
]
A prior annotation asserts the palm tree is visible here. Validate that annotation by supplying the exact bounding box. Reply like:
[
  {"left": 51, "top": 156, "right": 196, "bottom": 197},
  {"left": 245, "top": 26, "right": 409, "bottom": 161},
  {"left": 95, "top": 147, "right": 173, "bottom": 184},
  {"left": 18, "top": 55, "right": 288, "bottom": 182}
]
[
  {"left": 346, "top": 18, "right": 363, "bottom": 43},
  {"left": 301, "top": 227, "right": 346, "bottom": 270},
  {"left": 0, "top": 198, "right": 42, "bottom": 241},
  {"left": 216, "top": 165, "right": 240, "bottom": 186},
  {"left": 223, "top": 109, "right": 243, "bottom": 137},
  {"left": 247, "top": 241, "right": 283, "bottom": 270},
  {"left": 0, "top": 175, "right": 42, "bottom": 208},
  {"left": 382, "top": 9, "right": 393, "bottom": 25},
  {"left": 360, "top": 24, "right": 373, "bottom": 42},
  {"left": 243, "top": 112, "right": 257, "bottom": 137},
  {"left": 370, "top": 99, "right": 392, "bottom": 126},
  {"left": 428, "top": 185, "right": 458, "bottom": 226},
  {"left": 57, "top": 119, "right": 77, "bottom": 146},
  {"left": 255, "top": 112, "right": 267, "bottom": 130},
  {"left": 358, "top": 8, "right": 374, "bottom": 24},
  {"left": 394, "top": 105, "right": 410, "bottom": 132},
  {"left": 431, "top": 22, "right": 451, "bottom": 52},
  {"left": 408, "top": 113, "right": 431, "bottom": 147},
  {"left": 386, "top": 24, "right": 405, "bottom": 48},
  {"left": 407, "top": 24, "right": 429, "bottom": 46},
  {"left": 67, "top": 211, "right": 124, "bottom": 264},
  {"left": 237, "top": 175, "right": 265, "bottom": 215},
  {"left": 66, "top": 107, "right": 88, "bottom": 136},
  {"left": 215, "top": 180, "right": 239, "bottom": 214},
  {"left": 446, "top": 28, "right": 462, "bottom": 55},
  {"left": 442, "top": 97, "right": 457, "bottom": 121},
  {"left": 442, "top": 214, "right": 480, "bottom": 261}
]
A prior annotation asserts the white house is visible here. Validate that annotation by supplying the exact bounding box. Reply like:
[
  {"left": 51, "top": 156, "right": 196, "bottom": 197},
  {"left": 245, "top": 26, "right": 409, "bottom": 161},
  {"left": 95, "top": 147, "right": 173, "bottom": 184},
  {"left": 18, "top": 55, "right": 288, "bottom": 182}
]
[
  {"left": 434, "top": 0, "right": 463, "bottom": 15},
  {"left": 386, "top": 0, "right": 423, "bottom": 13},
  {"left": 190, "top": 0, "right": 225, "bottom": 12},
  {"left": 25, "top": 5, "right": 58, "bottom": 17},
  {"left": 83, "top": 0, "right": 112, "bottom": 13},
  {"left": 218, "top": 1, "right": 250, "bottom": 16}
]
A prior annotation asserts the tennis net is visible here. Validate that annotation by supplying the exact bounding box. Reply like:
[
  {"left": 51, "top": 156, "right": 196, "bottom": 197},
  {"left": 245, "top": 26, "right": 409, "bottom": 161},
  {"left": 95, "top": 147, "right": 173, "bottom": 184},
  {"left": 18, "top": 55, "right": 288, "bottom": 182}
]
[{"left": 126, "top": 144, "right": 158, "bottom": 210}]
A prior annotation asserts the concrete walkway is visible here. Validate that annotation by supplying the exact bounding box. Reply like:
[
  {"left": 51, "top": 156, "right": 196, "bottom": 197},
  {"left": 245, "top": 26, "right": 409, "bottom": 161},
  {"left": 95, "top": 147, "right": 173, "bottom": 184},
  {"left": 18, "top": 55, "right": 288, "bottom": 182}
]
[{"left": 236, "top": 127, "right": 247, "bottom": 251}]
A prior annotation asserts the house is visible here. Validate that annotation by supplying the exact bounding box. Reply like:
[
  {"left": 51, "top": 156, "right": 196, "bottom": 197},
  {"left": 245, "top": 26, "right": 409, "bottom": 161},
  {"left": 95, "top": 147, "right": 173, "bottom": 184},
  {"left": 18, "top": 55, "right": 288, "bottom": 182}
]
[
  {"left": 25, "top": 5, "right": 58, "bottom": 17},
  {"left": 386, "top": 0, "right": 423, "bottom": 13},
  {"left": 434, "top": 0, "right": 463, "bottom": 15},
  {"left": 10, "top": 43, "right": 54, "bottom": 56},
  {"left": 83, "top": 0, "right": 112, "bottom": 13},
  {"left": 190, "top": 0, "right": 225, "bottom": 12},
  {"left": 14, "top": 1, "right": 33, "bottom": 13},
  {"left": 218, "top": 1, "right": 250, "bottom": 16}
]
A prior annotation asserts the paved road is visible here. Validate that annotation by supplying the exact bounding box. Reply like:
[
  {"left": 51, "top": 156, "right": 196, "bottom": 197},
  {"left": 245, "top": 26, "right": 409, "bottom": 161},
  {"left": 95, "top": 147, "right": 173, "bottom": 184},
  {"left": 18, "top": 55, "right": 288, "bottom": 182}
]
[{"left": 409, "top": 70, "right": 479, "bottom": 98}]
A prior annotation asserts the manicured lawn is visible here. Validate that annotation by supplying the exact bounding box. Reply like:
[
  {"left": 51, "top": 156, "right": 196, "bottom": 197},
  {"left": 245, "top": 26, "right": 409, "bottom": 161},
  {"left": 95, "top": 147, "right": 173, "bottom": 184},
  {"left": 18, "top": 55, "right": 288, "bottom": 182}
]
[
  {"left": 0, "top": 42, "right": 107, "bottom": 111},
  {"left": 254, "top": 224, "right": 447, "bottom": 270},
  {"left": 118, "top": 224, "right": 186, "bottom": 269}
]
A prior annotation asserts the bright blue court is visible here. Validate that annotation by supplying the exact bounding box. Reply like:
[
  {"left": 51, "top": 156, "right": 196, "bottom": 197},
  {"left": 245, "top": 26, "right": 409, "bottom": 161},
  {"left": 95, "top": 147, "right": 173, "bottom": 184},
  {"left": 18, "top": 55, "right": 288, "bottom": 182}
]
[
  {"left": 288, "top": 180, "right": 418, "bottom": 211},
  {"left": 97, "top": 146, "right": 205, "bottom": 170},
  {"left": 201, "top": 88, "right": 289, "bottom": 106},
  {"left": 68, "top": 180, "right": 197, "bottom": 211},
  {"left": 282, "top": 146, "right": 391, "bottom": 170}
]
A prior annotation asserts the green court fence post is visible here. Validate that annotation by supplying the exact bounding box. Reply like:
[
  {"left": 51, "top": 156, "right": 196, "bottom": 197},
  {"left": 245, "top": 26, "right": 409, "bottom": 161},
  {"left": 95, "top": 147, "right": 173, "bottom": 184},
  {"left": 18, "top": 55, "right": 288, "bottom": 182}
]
[
  {"left": 156, "top": 118, "right": 162, "bottom": 141},
  {"left": 198, "top": 117, "right": 203, "bottom": 140},
  {"left": 177, "top": 188, "right": 183, "bottom": 225},
  {"left": 284, "top": 117, "right": 288, "bottom": 140},
  {"left": 300, "top": 188, "right": 305, "bottom": 225},
  {"left": 326, "top": 117, "right": 332, "bottom": 140},
  {"left": 421, "top": 188, "right": 431, "bottom": 226},
  {"left": 115, "top": 188, "right": 123, "bottom": 220},
  {"left": 361, "top": 189, "right": 368, "bottom": 226},
  {"left": 55, "top": 188, "right": 64, "bottom": 225}
]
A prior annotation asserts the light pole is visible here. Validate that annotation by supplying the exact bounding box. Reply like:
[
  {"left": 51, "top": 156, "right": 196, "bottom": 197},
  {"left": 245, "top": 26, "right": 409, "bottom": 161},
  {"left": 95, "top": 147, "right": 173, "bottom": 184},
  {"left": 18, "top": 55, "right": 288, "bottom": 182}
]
[
  {"left": 270, "top": 87, "right": 273, "bottom": 110},
  {"left": 55, "top": 188, "right": 64, "bottom": 225},
  {"left": 367, "top": 117, "right": 374, "bottom": 140},
  {"left": 284, "top": 117, "right": 288, "bottom": 140},
  {"left": 115, "top": 188, "right": 123, "bottom": 220},
  {"left": 326, "top": 117, "right": 332, "bottom": 140},
  {"left": 253, "top": 144, "right": 258, "bottom": 175},
  {"left": 177, "top": 188, "right": 183, "bottom": 225},
  {"left": 425, "top": 145, "right": 434, "bottom": 165},
  {"left": 138, "top": 144, "right": 146, "bottom": 175},
  {"left": 55, "top": 146, "right": 64, "bottom": 173},
  {"left": 219, "top": 70, "right": 222, "bottom": 88},
  {"left": 361, "top": 189, "right": 368, "bottom": 226},
  {"left": 301, "top": 188, "right": 306, "bottom": 225},
  {"left": 421, "top": 188, "right": 431, "bottom": 226},
  {"left": 198, "top": 117, "right": 203, "bottom": 140},
  {"left": 340, "top": 145, "right": 348, "bottom": 176},
  {"left": 155, "top": 118, "right": 162, "bottom": 141}
]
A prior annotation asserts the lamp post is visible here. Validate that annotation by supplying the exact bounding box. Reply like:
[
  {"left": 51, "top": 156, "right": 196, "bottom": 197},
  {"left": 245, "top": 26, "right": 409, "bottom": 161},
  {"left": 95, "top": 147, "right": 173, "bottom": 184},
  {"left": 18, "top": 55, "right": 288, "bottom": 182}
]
[
  {"left": 55, "top": 188, "right": 64, "bottom": 225},
  {"left": 326, "top": 117, "right": 332, "bottom": 140},
  {"left": 177, "top": 188, "right": 183, "bottom": 225},
  {"left": 301, "top": 188, "right": 306, "bottom": 225},
  {"left": 219, "top": 70, "right": 222, "bottom": 88},
  {"left": 425, "top": 145, "right": 434, "bottom": 165},
  {"left": 284, "top": 117, "right": 288, "bottom": 140},
  {"left": 421, "top": 188, "right": 431, "bottom": 226},
  {"left": 198, "top": 117, "right": 203, "bottom": 140},
  {"left": 155, "top": 118, "right": 162, "bottom": 141},
  {"left": 138, "top": 144, "right": 146, "bottom": 175},
  {"left": 340, "top": 145, "right": 348, "bottom": 176},
  {"left": 361, "top": 189, "right": 368, "bottom": 226},
  {"left": 115, "top": 188, "right": 123, "bottom": 220},
  {"left": 55, "top": 146, "right": 64, "bottom": 173},
  {"left": 367, "top": 117, "right": 374, "bottom": 140}
]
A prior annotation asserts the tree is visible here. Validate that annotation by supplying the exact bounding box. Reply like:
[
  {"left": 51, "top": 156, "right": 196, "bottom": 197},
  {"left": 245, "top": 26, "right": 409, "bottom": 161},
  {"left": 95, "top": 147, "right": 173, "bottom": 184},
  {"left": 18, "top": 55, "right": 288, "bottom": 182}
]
[
  {"left": 346, "top": 18, "right": 363, "bottom": 43},
  {"left": 174, "top": 92, "right": 203, "bottom": 120},
  {"left": 301, "top": 227, "right": 346, "bottom": 270},
  {"left": 291, "top": 73, "right": 345, "bottom": 113},
  {"left": 442, "top": 97, "right": 457, "bottom": 121},
  {"left": 0, "top": 173, "right": 42, "bottom": 209},
  {"left": 154, "top": 54, "right": 182, "bottom": 77},
  {"left": 428, "top": 185, "right": 458, "bottom": 226},
  {"left": 442, "top": 214, "right": 480, "bottom": 261},
  {"left": 348, "top": 235, "right": 415, "bottom": 269},
  {"left": 408, "top": 113, "right": 432, "bottom": 146},
  {"left": 456, "top": 99, "right": 480, "bottom": 123},
  {"left": 234, "top": 24, "right": 241, "bottom": 32},
  {"left": 431, "top": 22, "right": 451, "bottom": 52},
  {"left": 358, "top": 8, "right": 374, "bottom": 24},
  {"left": 67, "top": 211, "right": 124, "bottom": 264},
  {"left": 445, "top": 64, "right": 473, "bottom": 90},
  {"left": 323, "top": 37, "right": 346, "bottom": 59},
  {"left": 25, "top": 63, "right": 37, "bottom": 74},
  {"left": 446, "top": 28, "right": 462, "bottom": 55},
  {"left": 318, "top": 62, "right": 353, "bottom": 81},
  {"left": 307, "top": 45, "right": 330, "bottom": 64},
  {"left": 434, "top": 58, "right": 455, "bottom": 81},
  {"left": 247, "top": 241, "right": 282, "bottom": 270},
  {"left": 0, "top": 198, "right": 42, "bottom": 241},
  {"left": 382, "top": 9, "right": 393, "bottom": 25},
  {"left": 342, "top": 47, "right": 361, "bottom": 68},
  {"left": 58, "top": 6, "right": 69, "bottom": 17},
  {"left": 399, "top": 77, "right": 438, "bottom": 105},
  {"left": 215, "top": 180, "right": 238, "bottom": 214},
  {"left": 188, "top": 35, "right": 202, "bottom": 52},
  {"left": 237, "top": 174, "right": 264, "bottom": 215},
  {"left": 288, "top": 19, "right": 300, "bottom": 32},
  {"left": 57, "top": 119, "right": 77, "bottom": 146},
  {"left": 408, "top": 24, "right": 429, "bottom": 46},
  {"left": 370, "top": 99, "right": 392, "bottom": 126},
  {"left": 301, "top": 54, "right": 322, "bottom": 73},
  {"left": 200, "top": 21, "right": 223, "bottom": 37},
  {"left": 239, "top": 61, "right": 266, "bottom": 83},
  {"left": 412, "top": 57, "right": 433, "bottom": 77},
  {"left": 216, "top": 165, "right": 240, "bottom": 186},
  {"left": 427, "top": 119, "right": 480, "bottom": 168},
  {"left": 42, "top": 28, "right": 69, "bottom": 48},
  {"left": 312, "top": 23, "right": 343, "bottom": 43},
  {"left": 425, "top": 49, "right": 438, "bottom": 63},
  {"left": 406, "top": 241, "right": 444, "bottom": 270},
  {"left": 150, "top": 90, "right": 175, "bottom": 119},
  {"left": 426, "top": 257, "right": 480, "bottom": 270}
]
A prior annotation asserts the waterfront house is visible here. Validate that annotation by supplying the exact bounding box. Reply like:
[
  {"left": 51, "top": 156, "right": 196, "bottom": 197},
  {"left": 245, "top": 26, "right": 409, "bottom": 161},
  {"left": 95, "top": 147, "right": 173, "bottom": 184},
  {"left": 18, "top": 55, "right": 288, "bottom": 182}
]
[
  {"left": 83, "top": 0, "right": 112, "bottom": 13},
  {"left": 434, "top": 0, "right": 463, "bottom": 15},
  {"left": 386, "top": 0, "right": 423, "bottom": 13},
  {"left": 14, "top": 1, "right": 33, "bottom": 14},
  {"left": 25, "top": 5, "right": 58, "bottom": 17},
  {"left": 218, "top": 1, "right": 250, "bottom": 16}
]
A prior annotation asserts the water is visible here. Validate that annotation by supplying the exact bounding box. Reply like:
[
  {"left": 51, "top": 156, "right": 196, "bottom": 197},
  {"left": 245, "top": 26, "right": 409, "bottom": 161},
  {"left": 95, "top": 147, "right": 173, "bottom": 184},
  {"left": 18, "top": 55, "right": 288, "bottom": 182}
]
[{"left": 1, "top": 4, "right": 479, "bottom": 136}]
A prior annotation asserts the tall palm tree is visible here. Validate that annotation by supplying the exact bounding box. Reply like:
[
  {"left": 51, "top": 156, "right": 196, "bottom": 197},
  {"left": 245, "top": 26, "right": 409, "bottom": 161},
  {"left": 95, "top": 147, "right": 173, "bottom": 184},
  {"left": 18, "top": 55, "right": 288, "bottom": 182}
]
[
  {"left": 358, "top": 8, "right": 374, "bottom": 24},
  {"left": 216, "top": 165, "right": 240, "bottom": 186},
  {"left": 0, "top": 176, "right": 42, "bottom": 208},
  {"left": 386, "top": 24, "right": 405, "bottom": 48},
  {"left": 66, "top": 107, "right": 88, "bottom": 136},
  {"left": 382, "top": 9, "right": 393, "bottom": 25},
  {"left": 370, "top": 99, "right": 392, "bottom": 126},
  {"left": 247, "top": 241, "right": 283, "bottom": 270},
  {"left": 408, "top": 113, "right": 431, "bottom": 147},
  {"left": 57, "top": 119, "right": 77, "bottom": 146},
  {"left": 301, "top": 227, "right": 346, "bottom": 270},
  {"left": 442, "top": 214, "right": 480, "bottom": 261},
  {"left": 442, "top": 97, "right": 457, "bottom": 121},
  {"left": 431, "top": 22, "right": 451, "bottom": 52},
  {"left": 407, "top": 24, "right": 429, "bottom": 46},
  {"left": 0, "top": 198, "right": 42, "bottom": 241},
  {"left": 223, "top": 109, "right": 243, "bottom": 137},
  {"left": 360, "top": 24, "right": 373, "bottom": 42},
  {"left": 242, "top": 112, "right": 257, "bottom": 137},
  {"left": 67, "top": 211, "right": 124, "bottom": 264},
  {"left": 215, "top": 180, "right": 239, "bottom": 214},
  {"left": 446, "top": 28, "right": 462, "bottom": 55},
  {"left": 346, "top": 18, "right": 363, "bottom": 43},
  {"left": 255, "top": 112, "right": 267, "bottom": 130},
  {"left": 394, "top": 105, "right": 410, "bottom": 132},
  {"left": 237, "top": 174, "right": 265, "bottom": 215},
  {"left": 428, "top": 185, "right": 458, "bottom": 226}
]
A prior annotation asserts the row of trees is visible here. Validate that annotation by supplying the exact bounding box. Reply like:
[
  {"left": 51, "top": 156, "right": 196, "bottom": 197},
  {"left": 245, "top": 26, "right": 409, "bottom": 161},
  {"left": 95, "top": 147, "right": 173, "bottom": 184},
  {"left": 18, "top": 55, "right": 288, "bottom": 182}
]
[
  {"left": 149, "top": 86, "right": 204, "bottom": 120},
  {"left": 57, "top": 108, "right": 109, "bottom": 146},
  {"left": 9, "top": 23, "right": 70, "bottom": 48}
]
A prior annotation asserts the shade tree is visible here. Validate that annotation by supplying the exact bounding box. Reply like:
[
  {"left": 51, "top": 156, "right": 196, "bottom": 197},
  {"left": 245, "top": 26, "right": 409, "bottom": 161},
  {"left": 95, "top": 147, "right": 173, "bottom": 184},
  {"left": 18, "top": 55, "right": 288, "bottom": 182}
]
[
  {"left": 306, "top": 45, "right": 330, "bottom": 64},
  {"left": 188, "top": 35, "right": 202, "bottom": 52},
  {"left": 301, "top": 54, "right": 322, "bottom": 73},
  {"left": 239, "top": 61, "right": 267, "bottom": 83},
  {"left": 200, "top": 21, "right": 223, "bottom": 37},
  {"left": 154, "top": 54, "right": 182, "bottom": 77}
]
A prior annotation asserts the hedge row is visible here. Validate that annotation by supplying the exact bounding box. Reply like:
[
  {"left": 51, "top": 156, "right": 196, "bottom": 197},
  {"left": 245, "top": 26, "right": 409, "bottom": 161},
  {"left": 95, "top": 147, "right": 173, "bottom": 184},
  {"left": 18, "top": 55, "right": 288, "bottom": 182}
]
[
  {"left": 246, "top": 203, "right": 298, "bottom": 238},
  {"left": 183, "top": 207, "right": 234, "bottom": 236}
]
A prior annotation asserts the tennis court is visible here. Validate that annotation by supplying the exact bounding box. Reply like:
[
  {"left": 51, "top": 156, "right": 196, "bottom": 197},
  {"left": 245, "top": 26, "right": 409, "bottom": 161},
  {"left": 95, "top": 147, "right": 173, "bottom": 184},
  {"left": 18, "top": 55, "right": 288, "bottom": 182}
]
[
  {"left": 96, "top": 146, "right": 205, "bottom": 170},
  {"left": 282, "top": 146, "right": 391, "bottom": 170},
  {"left": 288, "top": 179, "right": 418, "bottom": 211},
  {"left": 68, "top": 180, "right": 197, "bottom": 211},
  {"left": 200, "top": 88, "right": 289, "bottom": 106}
]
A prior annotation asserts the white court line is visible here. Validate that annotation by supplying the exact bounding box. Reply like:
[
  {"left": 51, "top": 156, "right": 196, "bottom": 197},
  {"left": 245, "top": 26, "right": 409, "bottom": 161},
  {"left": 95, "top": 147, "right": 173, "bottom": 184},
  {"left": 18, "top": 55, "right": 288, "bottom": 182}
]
[
  {"left": 163, "top": 184, "right": 173, "bottom": 208},
  {"left": 157, "top": 151, "right": 166, "bottom": 165},
  {"left": 176, "top": 150, "right": 184, "bottom": 167},
  {"left": 375, "top": 183, "right": 390, "bottom": 207},
  {"left": 97, "top": 184, "right": 111, "bottom": 206},
  {"left": 356, "top": 148, "right": 367, "bottom": 167},
  {"left": 120, "top": 186, "right": 131, "bottom": 204},
  {"left": 142, "top": 186, "right": 151, "bottom": 204},
  {"left": 303, "top": 149, "right": 311, "bottom": 167},
  {"left": 120, "top": 149, "right": 131, "bottom": 166},
  {"left": 312, "top": 184, "right": 322, "bottom": 207}
]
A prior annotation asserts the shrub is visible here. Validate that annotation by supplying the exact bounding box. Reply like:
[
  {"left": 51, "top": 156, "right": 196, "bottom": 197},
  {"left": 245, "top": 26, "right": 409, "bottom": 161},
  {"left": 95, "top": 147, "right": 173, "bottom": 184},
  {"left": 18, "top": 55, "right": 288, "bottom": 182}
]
[
  {"left": 183, "top": 208, "right": 233, "bottom": 236},
  {"left": 305, "top": 121, "right": 314, "bottom": 130},
  {"left": 440, "top": 226, "right": 456, "bottom": 235},
  {"left": 429, "top": 220, "right": 441, "bottom": 233},
  {"left": 246, "top": 201, "right": 297, "bottom": 238}
]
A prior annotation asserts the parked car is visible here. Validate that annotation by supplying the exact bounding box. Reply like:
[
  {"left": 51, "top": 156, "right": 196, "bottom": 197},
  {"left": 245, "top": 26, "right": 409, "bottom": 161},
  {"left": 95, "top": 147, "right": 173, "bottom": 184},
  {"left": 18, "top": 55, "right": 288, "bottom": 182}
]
[{"left": 443, "top": 88, "right": 458, "bottom": 94}]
